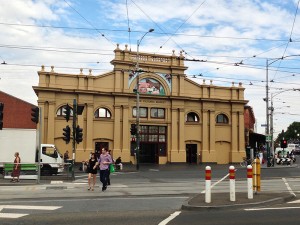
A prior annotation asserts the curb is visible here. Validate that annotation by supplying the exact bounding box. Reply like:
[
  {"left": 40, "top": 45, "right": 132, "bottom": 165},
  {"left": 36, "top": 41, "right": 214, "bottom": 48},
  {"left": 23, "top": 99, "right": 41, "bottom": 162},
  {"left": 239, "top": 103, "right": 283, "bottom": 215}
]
[{"left": 181, "top": 193, "right": 296, "bottom": 211}]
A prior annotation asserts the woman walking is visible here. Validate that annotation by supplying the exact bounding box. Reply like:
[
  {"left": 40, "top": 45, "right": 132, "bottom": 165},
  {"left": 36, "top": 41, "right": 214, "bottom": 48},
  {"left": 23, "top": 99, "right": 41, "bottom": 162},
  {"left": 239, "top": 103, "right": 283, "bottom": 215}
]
[
  {"left": 87, "top": 153, "right": 98, "bottom": 191},
  {"left": 11, "top": 152, "right": 21, "bottom": 182}
]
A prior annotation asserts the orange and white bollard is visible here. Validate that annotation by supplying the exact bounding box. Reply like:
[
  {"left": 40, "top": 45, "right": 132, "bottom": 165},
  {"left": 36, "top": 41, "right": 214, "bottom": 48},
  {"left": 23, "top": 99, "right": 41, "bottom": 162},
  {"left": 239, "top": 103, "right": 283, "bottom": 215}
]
[
  {"left": 229, "top": 165, "right": 235, "bottom": 202},
  {"left": 205, "top": 166, "right": 211, "bottom": 203},
  {"left": 247, "top": 165, "right": 253, "bottom": 199}
]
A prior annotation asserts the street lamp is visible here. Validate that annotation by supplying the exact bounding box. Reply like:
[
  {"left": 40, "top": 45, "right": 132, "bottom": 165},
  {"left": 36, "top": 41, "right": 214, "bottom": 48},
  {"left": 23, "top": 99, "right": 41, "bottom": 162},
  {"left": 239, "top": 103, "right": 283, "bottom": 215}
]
[
  {"left": 265, "top": 55, "right": 300, "bottom": 167},
  {"left": 135, "top": 28, "right": 154, "bottom": 170}
]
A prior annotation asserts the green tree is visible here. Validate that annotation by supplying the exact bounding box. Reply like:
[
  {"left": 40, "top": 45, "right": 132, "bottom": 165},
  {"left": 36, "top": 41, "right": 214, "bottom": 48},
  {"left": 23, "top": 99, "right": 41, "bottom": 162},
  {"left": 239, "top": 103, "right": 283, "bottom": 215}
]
[{"left": 275, "top": 122, "right": 300, "bottom": 145}]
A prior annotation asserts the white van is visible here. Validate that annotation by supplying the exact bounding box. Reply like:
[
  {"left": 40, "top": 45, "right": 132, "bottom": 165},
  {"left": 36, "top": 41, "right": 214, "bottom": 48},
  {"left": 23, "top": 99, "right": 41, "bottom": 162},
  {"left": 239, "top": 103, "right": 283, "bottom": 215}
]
[{"left": 288, "top": 144, "right": 300, "bottom": 154}]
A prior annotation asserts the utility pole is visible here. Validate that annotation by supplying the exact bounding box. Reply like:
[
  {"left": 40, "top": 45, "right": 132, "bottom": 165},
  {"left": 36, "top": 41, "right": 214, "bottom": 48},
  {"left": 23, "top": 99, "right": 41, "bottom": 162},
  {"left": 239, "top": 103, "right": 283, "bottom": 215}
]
[{"left": 135, "top": 28, "right": 154, "bottom": 170}]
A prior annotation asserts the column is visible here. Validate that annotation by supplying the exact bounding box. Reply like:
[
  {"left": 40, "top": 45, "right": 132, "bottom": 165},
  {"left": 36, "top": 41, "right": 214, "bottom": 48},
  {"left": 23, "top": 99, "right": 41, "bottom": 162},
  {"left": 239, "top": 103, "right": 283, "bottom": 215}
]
[
  {"left": 209, "top": 110, "right": 215, "bottom": 156},
  {"left": 47, "top": 101, "right": 55, "bottom": 144},
  {"left": 113, "top": 105, "right": 121, "bottom": 152},
  {"left": 170, "top": 108, "right": 178, "bottom": 162},
  {"left": 122, "top": 105, "right": 130, "bottom": 161},
  {"left": 85, "top": 103, "right": 94, "bottom": 152},
  {"left": 231, "top": 111, "right": 238, "bottom": 162},
  {"left": 202, "top": 109, "right": 209, "bottom": 162}
]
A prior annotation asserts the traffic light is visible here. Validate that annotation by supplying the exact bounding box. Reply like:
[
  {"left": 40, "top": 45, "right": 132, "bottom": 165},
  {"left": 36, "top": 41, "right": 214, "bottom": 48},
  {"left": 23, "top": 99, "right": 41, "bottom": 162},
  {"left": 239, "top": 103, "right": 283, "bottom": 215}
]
[
  {"left": 280, "top": 139, "right": 287, "bottom": 148},
  {"left": 75, "top": 125, "right": 83, "bottom": 144},
  {"left": 31, "top": 107, "right": 39, "bottom": 124},
  {"left": 0, "top": 102, "right": 4, "bottom": 130},
  {"left": 64, "top": 104, "right": 71, "bottom": 122},
  {"left": 130, "top": 124, "right": 137, "bottom": 135},
  {"left": 63, "top": 125, "right": 71, "bottom": 144}
]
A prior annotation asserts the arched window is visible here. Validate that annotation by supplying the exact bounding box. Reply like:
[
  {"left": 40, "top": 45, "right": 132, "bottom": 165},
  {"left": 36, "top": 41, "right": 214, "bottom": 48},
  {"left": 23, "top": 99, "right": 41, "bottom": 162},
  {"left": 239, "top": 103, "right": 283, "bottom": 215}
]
[
  {"left": 216, "top": 113, "right": 229, "bottom": 124},
  {"left": 95, "top": 108, "right": 111, "bottom": 118},
  {"left": 186, "top": 112, "right": 199, "bottom": 122},
  {"left": 56, "top": 105, "right": 73, "bottom": 117}
]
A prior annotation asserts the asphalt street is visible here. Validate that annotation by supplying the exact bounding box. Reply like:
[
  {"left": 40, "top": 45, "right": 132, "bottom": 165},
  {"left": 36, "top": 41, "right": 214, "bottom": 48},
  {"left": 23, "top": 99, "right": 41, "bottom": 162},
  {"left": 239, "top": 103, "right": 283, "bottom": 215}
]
[{"left": 0, "top": 161, "right": 300, "bottom": 225}]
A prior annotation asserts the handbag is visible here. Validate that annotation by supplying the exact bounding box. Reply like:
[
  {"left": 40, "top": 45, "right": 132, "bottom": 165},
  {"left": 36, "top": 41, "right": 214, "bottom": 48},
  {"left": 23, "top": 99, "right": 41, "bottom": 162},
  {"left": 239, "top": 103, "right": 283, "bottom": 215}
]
[{"left": 109, "top": 164, "right": 115, "bottom": 173}]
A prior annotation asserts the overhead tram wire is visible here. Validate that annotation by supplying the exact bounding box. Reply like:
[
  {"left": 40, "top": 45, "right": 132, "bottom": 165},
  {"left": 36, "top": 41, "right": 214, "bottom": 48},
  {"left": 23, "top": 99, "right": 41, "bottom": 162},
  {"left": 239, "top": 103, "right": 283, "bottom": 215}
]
[
  {"left": 155, "top": 0, "right": 206, "bottom": 54},
  {"left": 63, "top": 0, "right": 116, "bottom": 47},
  {"left": 126, "top": 0, "right": 132, "bottom": 51},
  {"left": 129, "top": 0, "right": 195, "bottom": 59},
  {"left": 0, "top": 44, "right": 115, "bottom": 56},
  {"left": 1, "top": 22, "right": 300, "bottom": 43},
  {"left": 183, "top": 57, "right": 300, "bottom": 76},
  {"left": 270, "top": 0, "right": 300, "bottom": 82},
  {"left": 183, "top": 42, "right": 292, "bottom": 80},
  {"left": 0, "top": 62, "right": 111, "bottom": 72}
]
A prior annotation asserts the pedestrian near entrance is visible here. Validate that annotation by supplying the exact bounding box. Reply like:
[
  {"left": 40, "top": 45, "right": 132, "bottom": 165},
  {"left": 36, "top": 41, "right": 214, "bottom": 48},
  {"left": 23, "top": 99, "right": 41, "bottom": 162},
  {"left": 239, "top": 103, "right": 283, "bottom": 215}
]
[
  {"left": 86, "top": 153, "right": 98, "bottom": 191},
  {"left": 98, "top": 148, "right": 112, "bottom": 191},
  {"left": 11, "top": 152, "right": 21, "bottom": 183},
  {"left": 64, "top": 150, "right": 69, "bottom": 163}
]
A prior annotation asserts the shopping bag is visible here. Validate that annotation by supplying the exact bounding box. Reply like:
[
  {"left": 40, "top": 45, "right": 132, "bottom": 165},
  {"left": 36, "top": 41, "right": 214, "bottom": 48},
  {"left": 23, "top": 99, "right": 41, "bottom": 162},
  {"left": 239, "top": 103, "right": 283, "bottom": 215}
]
[{"left": 109, "top": 164, "right": 115, "bottom": 173}]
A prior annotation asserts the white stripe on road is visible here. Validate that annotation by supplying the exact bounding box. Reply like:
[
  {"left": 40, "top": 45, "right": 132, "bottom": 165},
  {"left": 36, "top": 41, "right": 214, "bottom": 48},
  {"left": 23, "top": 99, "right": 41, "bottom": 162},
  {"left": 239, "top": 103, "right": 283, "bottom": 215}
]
[
  {"left": 282, "top": 178, "right": 296, "bottom": 197},
  {"left": 158, "top": 211, "right": 181, "bottom": 225},
  {"left": 288, "top": 199, "right": 300, "bottom": 204},
  {"left": 245, "top": 206, "right": 300, "bottom": 211},
  {"left": 0, "top": 205, "right": 62, "bottom": 219},
  {"left": 0, "top": 205, "right": 61, "bottom": 210},
  {"left": 0, "top": 213, "right": 28, "bottom": 218}
]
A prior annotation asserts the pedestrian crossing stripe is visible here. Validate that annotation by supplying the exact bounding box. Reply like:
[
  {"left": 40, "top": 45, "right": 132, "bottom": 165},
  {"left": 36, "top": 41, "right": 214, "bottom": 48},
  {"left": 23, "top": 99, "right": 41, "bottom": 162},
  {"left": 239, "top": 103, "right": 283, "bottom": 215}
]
[
  {"left": 0, "top": 212, "right": 28, "bottom": 218},
  {"left": 288, "top": 199, "right": 300, "bottom": 204},
  {"left": 0, "top": 205, "right": 62, "bottom": 219}
]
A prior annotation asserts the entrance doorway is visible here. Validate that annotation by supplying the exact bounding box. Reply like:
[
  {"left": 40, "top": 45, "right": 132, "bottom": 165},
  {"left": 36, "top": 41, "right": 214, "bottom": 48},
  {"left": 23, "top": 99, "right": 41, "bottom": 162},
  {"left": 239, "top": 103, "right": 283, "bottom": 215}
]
[
  {"left": 131, "top": 125, "right": 167, "bottom": 164},
  {"left": 140, "top": 143, "right": 159, "bottom": 163},
  {"left": 186, "top": 144, "right": 197, "bottom": 164},
  {"left": 95, "top": 142, "right": 109, "bottom": 159}
]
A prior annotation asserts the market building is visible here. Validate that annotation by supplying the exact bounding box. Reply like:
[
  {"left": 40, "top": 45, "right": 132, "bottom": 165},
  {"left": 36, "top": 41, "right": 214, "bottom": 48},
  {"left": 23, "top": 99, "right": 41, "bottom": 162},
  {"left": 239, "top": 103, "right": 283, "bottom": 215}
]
[{"left": 33, "top": 44, "right": 247, "bottom": 164}]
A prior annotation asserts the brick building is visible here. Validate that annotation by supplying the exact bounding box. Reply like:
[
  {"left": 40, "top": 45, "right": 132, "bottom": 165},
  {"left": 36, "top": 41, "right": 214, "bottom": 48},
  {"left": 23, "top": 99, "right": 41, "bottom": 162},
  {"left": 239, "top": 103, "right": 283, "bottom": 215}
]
[{"left": 0, "top": 90, "right": 37, "bottom": 129}]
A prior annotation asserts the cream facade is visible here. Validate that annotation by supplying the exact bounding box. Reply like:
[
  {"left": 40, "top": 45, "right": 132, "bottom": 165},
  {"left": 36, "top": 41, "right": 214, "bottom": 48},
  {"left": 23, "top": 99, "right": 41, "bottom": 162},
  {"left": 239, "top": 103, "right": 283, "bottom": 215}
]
[{"left": 33, "top": 44, "right": 247, "bottom": 164}]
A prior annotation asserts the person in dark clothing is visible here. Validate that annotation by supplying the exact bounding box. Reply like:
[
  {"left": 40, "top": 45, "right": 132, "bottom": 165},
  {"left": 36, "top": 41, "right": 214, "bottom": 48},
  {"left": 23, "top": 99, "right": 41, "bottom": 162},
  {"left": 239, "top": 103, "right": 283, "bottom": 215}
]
[
  {"left": 86, "top": 153, "right": 98, "bottom": 191},
  {"left": 98, "top": 148, "right": 112, "bottom": 191},
  {"left": 115, "top": 157, "right": 122, "bottom": 170}
]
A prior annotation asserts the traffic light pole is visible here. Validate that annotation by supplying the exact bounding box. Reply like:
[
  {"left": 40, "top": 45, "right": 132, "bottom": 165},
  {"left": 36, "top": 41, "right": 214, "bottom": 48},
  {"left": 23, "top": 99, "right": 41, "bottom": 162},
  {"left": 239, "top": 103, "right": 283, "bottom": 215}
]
[
  {"left": 37, "top": 107, "right": 42, "bottom": 184},
  {"left": 72, "top": 99, "right": 77, "bottom": 181}
]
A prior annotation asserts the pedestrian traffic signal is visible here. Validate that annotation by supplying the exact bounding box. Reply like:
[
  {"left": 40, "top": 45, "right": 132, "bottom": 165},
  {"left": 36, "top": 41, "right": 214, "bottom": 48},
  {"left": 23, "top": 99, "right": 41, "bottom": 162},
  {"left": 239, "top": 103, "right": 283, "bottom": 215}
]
[
  {"left": 75, "top": 125, "right": 83, "bottom": 144},
  {"left": 280, "top": 139, "right": 287, "bottom": 148},
  {"left": 130, "top": 124, "right": 137, "bottom": 135},
  {"left": 0, "top": 102, "right": 4, "bottom": 130},
  {"left": 64, "top": 104, "right": 71, "bottom": 122},
  {"left": 63, "top": 125, "right": 71, "bottom": 144},
  {"left": 31, "top": 107, "right": 39, "bottom": 124}
]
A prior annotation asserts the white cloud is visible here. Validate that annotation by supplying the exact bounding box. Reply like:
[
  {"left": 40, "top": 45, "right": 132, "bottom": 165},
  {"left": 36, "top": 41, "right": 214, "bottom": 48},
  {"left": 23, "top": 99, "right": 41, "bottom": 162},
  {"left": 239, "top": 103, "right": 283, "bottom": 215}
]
[{"left": 0, "top": 0, "right": 299, "bottom": 135}]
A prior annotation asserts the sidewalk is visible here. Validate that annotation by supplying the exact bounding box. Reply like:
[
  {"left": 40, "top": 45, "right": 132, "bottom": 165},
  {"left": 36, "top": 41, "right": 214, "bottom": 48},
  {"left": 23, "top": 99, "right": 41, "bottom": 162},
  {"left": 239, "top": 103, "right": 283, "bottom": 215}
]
[{"left": 182, "top": 192, "right": 296, "bottom": 211}]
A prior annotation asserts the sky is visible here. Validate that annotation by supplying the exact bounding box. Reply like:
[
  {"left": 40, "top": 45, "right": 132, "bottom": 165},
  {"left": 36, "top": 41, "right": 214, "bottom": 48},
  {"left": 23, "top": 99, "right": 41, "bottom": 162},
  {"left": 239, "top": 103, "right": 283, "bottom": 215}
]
[{"left": 0, "top": 0, "right": 300, "bottom": 137}]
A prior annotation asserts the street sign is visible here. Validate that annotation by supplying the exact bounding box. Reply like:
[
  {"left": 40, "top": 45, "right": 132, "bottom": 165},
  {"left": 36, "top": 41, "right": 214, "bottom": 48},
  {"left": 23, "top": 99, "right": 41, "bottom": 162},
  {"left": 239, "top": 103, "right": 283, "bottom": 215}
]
[
  {"left": 261, "top": 124, "right": 267, "bottom": 127},
  {"left": 266, "top": 135, "right": 271, "bottom": 142}
]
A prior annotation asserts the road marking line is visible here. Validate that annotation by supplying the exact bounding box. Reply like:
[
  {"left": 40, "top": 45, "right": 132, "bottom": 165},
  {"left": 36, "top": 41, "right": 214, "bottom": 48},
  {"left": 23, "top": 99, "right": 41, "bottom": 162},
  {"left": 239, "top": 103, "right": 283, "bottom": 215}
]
[
  {"left": 158, "top": 211, "right": 181, "bottom": 225},
  {"left": 245, "top": 206, "right": 300, "bottom": 211},
  {"left": 282, "top": 178, "right": 296, "bottom": 197},
  {"left": 51, "top": 181, "right": 63, "bottom": 184},
  {"left": 288, "top": 199, "right": 300, "bottom": 204},
  {"left": 0, "top": 205, "right": 62, "bottom": 210},
  {"left": 0, "top": 213, "right": 28, "bottom": 218}
]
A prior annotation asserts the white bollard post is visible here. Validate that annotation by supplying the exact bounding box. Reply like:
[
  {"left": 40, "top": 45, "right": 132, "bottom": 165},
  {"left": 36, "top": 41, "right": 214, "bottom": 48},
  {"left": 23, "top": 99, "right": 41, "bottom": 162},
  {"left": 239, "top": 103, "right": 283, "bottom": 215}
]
[
  {"left": 205, "top": 166, "right": 211, "bottom": 203},
  {"left": 229, "top": 165, "right": 236, "bottom": 202},
  {"left": 247, "top": 165, "right": 253, "bottom": 199}
]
